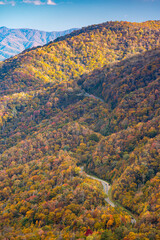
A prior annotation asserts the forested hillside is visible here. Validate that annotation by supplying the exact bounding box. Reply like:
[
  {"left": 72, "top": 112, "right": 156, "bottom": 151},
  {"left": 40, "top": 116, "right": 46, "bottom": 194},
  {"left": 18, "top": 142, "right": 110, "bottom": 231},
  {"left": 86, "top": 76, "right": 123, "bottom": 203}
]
[
  {"left": 0, "top": 21, "right": 160, "bottom": 95},
  {"left": 0, "top": 21, "right": 160, "bottom": 239}
]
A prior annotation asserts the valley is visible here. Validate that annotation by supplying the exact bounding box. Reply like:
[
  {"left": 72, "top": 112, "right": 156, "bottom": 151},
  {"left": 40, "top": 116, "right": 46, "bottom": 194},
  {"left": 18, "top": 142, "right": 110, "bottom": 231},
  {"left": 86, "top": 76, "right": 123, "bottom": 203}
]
[{"left": 0, "top": 20, "right": 159, "bottom": 240}]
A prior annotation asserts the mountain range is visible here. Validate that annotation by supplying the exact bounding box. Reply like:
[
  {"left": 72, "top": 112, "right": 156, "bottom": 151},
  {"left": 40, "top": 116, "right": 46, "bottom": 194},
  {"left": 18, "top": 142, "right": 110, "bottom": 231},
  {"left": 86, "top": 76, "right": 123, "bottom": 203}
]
[
  {"left": 0, "top": 20, "right": 160, "bottom": 239},
  {"left": 0, "top": 27, "right": 77, "bottom": 61}
]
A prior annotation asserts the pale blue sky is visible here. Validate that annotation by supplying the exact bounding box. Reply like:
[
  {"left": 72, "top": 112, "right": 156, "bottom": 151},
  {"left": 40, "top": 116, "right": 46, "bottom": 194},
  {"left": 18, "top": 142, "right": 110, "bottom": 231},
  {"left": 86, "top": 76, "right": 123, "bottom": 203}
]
[{"left": 0, "top": 0, "right": 160, "bottom": 31}]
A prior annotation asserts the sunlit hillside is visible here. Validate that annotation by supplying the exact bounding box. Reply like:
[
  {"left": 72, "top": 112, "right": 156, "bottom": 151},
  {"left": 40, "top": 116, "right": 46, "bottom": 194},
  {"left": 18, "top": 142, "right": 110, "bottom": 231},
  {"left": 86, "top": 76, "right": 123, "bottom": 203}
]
[{"left": 0, "top": 21, "right": 159, "bottom": 239}]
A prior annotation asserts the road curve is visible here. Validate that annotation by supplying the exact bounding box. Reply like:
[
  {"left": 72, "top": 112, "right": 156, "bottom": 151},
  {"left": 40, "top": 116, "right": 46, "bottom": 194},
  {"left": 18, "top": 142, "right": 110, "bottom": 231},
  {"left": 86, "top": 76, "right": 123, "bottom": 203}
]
[
  {"left": 80, "top": 167, "right": 115, "bottom": 207},
  {"left": 80, "top": 167, "right": 136, "bottom": 224},
  {"left": 85, "top": 173, "right": 115, "bottom": 207},
  {"left": 83, "top": 92, "right": 105, "bottom": 103},
  {"left": 77, "top": 90, "right": 105, "bottom": 103}
]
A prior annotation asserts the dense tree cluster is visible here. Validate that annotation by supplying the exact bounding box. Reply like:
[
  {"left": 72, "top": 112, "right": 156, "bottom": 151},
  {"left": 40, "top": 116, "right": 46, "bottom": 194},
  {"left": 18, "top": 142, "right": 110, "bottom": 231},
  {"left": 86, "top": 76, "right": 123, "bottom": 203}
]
[
  {"left": 0, "top": 21, "right": 159, "bottom": 239},
  {"left": 0, "top": 21, "right": 160, "bottom": 95}
]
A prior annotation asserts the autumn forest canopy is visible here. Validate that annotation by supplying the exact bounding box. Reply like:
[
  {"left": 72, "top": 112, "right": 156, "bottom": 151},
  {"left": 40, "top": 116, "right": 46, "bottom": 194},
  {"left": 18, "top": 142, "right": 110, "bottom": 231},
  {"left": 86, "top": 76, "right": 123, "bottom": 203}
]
[{"left": 0, "top": 20, "right": 160, "bottom": 240}]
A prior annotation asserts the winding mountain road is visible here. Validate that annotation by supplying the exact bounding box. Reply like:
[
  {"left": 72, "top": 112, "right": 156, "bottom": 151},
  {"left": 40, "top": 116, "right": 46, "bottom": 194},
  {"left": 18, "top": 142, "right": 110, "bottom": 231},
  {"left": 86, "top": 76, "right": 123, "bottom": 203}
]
[
  {"left": 80, "top": 167, "right": 114, "bottom": 207},
  {"left": 80, "top": 167, "right": 136, "bottom": 224},
  {"left": 85, "top": 173, "right": 115, "bottom": 207},
  {"left": 83, "top": 92, "right": 105, "bottom": 103},
  {"left": 77, "top": 90, "right": 105, "bottom": 103}
]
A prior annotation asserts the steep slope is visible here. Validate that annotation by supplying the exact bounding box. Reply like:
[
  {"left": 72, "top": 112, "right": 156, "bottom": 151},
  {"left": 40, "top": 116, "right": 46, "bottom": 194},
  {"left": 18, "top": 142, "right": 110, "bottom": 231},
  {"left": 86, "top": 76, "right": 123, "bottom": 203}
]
[
  {"left": 78, "top": 47, "right": 160, "bottom": 237},
  {"left": 0, "top": 21, "right": 160, "bottom": 239},
  {"left": 79, "top": 47, "right": 160, "bottom": 133},
  {"left": 0, "top": 21, "right": 160, "bottom": 95},
  {"left": 0, "top": 102, "right": 137, "bottom": 239},
  {"left": 0, "top": 27, "right": 77, "bottom": 61}
]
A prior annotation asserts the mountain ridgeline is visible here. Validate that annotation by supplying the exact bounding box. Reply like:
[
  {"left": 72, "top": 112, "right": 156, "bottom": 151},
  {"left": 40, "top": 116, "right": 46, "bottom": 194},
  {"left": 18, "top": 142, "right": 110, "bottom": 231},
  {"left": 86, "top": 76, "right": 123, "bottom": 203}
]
[
  {"left": 0, "top": 27, "right": 77, "bottom": 61},
  {"left": 0, "top": 21, "right": 160, "bottom": 239},
  {"left": 0, "top": 20, "right": 160, "bottom": 95}
]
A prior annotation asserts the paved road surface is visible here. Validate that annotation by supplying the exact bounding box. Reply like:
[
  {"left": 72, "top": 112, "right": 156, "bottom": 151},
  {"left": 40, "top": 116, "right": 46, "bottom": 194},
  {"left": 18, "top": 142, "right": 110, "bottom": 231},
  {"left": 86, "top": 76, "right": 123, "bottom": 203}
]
[
  {"left": 77, "top": 90, "right": 105, "bottom": 103},
  {"left": 85, "top": 173, "right": 115, "bottom": 207},
  {"left": 80, "top": 167, "right": 136, "bottom": 223},
  {"left": 84, "top": 92, "right": 105, "bottom": 103}
]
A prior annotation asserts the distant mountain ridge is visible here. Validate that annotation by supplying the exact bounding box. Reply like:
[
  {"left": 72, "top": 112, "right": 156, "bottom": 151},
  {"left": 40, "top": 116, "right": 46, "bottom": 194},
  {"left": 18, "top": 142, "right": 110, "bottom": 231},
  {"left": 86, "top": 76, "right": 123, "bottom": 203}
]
[{"left": 0, "top": 27, "right": 78, "bottom": 61}]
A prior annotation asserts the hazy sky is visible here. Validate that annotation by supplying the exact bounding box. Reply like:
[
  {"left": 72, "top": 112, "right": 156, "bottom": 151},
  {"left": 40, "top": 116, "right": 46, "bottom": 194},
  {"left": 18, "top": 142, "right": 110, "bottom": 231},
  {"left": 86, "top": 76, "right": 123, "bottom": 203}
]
[{"left": 0, "top": 0, "right": 160, "bottom": 31}]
